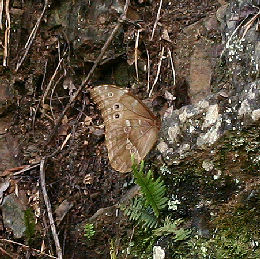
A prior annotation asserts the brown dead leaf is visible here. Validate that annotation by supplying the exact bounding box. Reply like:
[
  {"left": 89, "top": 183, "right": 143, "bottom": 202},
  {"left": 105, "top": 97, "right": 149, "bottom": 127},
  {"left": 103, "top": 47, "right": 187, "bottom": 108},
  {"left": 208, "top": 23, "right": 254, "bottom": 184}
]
[
  {"left": 55, "top": 200, "right": 73, "bottom": 225},
  {"left": 0, "top": 180, "right": 10, "bottom": 203}
]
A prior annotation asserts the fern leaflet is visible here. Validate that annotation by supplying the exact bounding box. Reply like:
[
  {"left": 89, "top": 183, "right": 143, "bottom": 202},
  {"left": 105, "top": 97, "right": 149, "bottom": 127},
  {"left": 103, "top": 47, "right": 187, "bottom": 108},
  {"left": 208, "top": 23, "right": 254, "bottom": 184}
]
[{"left": 132, "top": 160, "right": 168, "bottom": 217}]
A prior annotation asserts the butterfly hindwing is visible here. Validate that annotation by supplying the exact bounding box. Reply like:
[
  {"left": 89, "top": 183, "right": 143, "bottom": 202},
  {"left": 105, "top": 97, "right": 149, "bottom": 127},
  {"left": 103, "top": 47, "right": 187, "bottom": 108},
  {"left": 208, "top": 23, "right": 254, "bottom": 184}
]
[{"left": 90, "top": 85, "right": 160, "bottom": 172}]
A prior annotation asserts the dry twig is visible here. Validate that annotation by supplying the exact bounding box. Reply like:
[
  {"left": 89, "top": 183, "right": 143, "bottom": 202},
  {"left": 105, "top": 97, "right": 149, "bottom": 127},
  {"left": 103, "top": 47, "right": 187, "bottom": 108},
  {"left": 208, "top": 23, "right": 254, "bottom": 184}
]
[
  {"left": 0, "top": 238, "right": 58, "bottom": 258},
  {"left": 134, "top": 29, "right": 141, "bottom": 81},
  {"left": 167, "top": 47, "right": 176, "bottom": 86},
  {"left": 40, "top": 158, "right": 63, "bottom": 259},
  {"left": 42, "top": 57, "right": 64, "bottom": 105},
  {"left": 13, "top": 163, "right": 40, "bottom": 175},
  {"left": 146, "top": 48, "right": 150, "bottom": 93},
  {"left": 3, "top": 0, "right": 10, "bottom": 66},
  {"left": 149, "top": 46, "right": 165, "bottom": 97},
  {"left": 46, "top": 0, "right": 131, "bottom": 144},
  {"left": 220, "top": 15, "right": 250, "bottom": 59},
  {"left": 15, "top": 0, "right": 48, "bottom": 71},
  {"left": 150, "top": 0, "right": 163, "bottom": 41},
  {"left": 0, "top": 0, "right": 3, "bottom": 30},
  {"left": 241, "top": 9, "right": 260, "bottom": 39}
]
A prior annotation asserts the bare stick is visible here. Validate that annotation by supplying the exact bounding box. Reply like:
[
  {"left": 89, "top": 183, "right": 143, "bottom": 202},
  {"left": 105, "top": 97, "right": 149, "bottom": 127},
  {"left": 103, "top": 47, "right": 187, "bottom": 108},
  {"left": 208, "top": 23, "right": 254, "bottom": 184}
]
[
  {"left": 40, "top": 158, "right": 63, "bottom": 259},
  {"left": 150, "top": 0, "right": 163, "bottom": 41},
  {"left": 146, "top": 48, "right": 150, "bottom": 93},
  {"left": 149, "top": 46, "right": 164, "bottom": 97},
  {"left": 241, "top": 10, "right": 260, "bottom": 39},
  {"left": 0, "top": 238, "right": 58, "bottom": 258},
  {"left": 167, "top": 47, "right": 176, "bottom": 86},
  {"left": 46, "top": 0, "right": 130, "bottom": 144},
  {"left": 15, "top": 0, "right": 48, "bottom": 72},
  {"left": 13, "top": 163, "right": 40, "bottom": 175},
  {"left": 220, "top": 16, "right": 248, "bottom": 59},
  {"left": 3, "top": 0, "right": 10, "bottom": 66},
  {"left": 42, "top": 57, "right": 64, "bottom": 105},
  {"left": 0, "top": 0, "right": 3, "bottom": 30},
  {"left": 134, "top": 29, "right": 141, "bottom": 81}
]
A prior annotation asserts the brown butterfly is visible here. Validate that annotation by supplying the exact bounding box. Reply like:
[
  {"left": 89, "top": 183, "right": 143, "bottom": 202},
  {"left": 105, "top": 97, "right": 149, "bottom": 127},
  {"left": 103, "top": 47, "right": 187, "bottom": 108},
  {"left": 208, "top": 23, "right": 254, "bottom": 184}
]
[{"left": 90, "top": 85, "right": 160, "bottom": 173}]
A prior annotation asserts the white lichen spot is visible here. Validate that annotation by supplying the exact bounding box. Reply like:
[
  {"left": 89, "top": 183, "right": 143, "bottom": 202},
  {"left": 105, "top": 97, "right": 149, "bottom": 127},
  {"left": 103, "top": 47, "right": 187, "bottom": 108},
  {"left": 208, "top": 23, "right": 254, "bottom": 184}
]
[
  {"left": 197, "top": 100, "right": 209, "bottom": 109},
  {"left": 168, "top": 197, "right": 181, "bottom": 210},
  {"left": 213, "top": 170, "right": 222, "bottom": 180},
  {"left": 179, "top": 109, "right": 188, "bottom": 123},
  {"left": 178, "top": 144, "right": 190, "bottom": 158},
  {"left": 251, "top": 109, "right": 260, "bottom": 121},
  {"left": 225, "top": 118, "right": 231, "bottom": 124},
  {"left": 153, "top": 246, "right": 165, "bottom": 259},
  {"left": 179, "top": 106, "right": 199, "bottom": 122},
  {"left": 197, "top": 117, "right": 222, "bottom": 146},
  {"left": 238, "top": 99, "right": 251, "bottom": 117},
  {"left": 168, "top": 125, "right": 181, "bottom": 142},
  {"left": 189, "top": 125, "right": 195, "bottom": 133},
  {"left": 202, "top": 104, "right": 219, "bottom": 129},
  {"left": 247, "top": 89, "right": 256, "bottom": 100},
  {"left": 157, "top": 141, "right": 168, "bottom": 153},
  {"left": 202, "top": 160, "right": 214, "bottom": 171}
]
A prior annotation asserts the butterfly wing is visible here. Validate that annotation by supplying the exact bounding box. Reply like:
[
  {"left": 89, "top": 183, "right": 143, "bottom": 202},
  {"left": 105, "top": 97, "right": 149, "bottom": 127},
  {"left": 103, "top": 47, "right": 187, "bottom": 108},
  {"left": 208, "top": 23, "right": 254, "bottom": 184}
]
[{"left": 90, "top": 85, "right": 160, "bottom": 173}]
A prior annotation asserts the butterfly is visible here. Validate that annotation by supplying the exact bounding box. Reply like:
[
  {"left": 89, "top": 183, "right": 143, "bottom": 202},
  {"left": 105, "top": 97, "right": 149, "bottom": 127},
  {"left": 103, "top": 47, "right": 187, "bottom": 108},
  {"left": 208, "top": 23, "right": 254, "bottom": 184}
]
[{"left": 90, "top": 85, "right": 160, "bottom": 173}]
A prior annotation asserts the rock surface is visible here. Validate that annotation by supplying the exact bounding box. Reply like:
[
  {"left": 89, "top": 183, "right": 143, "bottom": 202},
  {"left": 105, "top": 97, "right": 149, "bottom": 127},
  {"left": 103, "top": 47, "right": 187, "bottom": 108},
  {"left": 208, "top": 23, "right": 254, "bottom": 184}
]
[{"left": 158, "top": 0, "right": 260, "bottom": 165}]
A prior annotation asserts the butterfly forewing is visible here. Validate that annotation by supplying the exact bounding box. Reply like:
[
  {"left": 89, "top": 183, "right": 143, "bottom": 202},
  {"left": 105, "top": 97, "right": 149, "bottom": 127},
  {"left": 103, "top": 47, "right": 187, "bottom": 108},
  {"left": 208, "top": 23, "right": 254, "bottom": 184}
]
[{"left": 90, "top": 85, "right": 160, "bottom": 173}]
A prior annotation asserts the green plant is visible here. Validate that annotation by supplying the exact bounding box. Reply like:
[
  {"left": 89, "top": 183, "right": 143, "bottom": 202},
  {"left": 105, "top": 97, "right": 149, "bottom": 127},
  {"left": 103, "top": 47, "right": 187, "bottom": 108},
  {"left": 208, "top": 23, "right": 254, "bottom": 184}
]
[
  {"left": 84, "top": 223, "right": 95, "bottom": 240},
  {"left": 154, "top": 217, "right": 191, "bottom": 241},
  {"left": 121, "top": 160, "right": 191, "bottom": 258},
  {"left": 124, "top": 196, "right": 158, "bottom": 229},
  {"left": 123, "top": 159, "right": 168, "bottom": 229},
  {"left": 132, "top": 160, "right": 168, "bottom": 217},
  {"left": 24, "top": 208, "right": 36, "bottom": 244},
  {"left": 110, "top": 239, "right": 117, "bottom": 259}
]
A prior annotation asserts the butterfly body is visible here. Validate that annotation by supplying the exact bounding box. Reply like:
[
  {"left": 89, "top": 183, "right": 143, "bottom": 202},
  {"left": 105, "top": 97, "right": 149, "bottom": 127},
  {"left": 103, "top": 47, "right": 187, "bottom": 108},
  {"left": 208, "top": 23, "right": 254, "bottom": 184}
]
[{"left": 90, "top": 85, "right": 160, "bottom": 173}]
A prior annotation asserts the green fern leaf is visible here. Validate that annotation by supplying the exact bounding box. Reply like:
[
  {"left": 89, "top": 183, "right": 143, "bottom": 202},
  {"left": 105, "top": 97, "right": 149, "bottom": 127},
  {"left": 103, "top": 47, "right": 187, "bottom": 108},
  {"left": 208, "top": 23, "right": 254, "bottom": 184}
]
[
  {"left": 154, "top": 217, "right": 191, "bottom": 241},
  {"left": 132, "top": 160, "right": 168, "bottom": 217},
  {"left": 124, "top": 197, "right": 158, "bottom": 229}
]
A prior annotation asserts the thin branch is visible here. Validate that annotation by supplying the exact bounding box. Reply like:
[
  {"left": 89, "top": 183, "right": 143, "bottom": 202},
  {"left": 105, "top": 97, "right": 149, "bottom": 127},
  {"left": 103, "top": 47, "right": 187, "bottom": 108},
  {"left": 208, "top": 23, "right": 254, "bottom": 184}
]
[
  {"left": 40, "top": 158, "right": 63, "bottom": 259},
  {"left": 0, "top": 0, "right": 3, "bottom": 30},
  {"left": 220, "top": 15, "right": 248, "bottom": 59},
  {"left": 0, "top": 238, "right": 58, "bottom": 259},
  {"left": 42, "top": 57, "right": 64, "bottom": 105},
  {"left": 134, "top": 29, "right": 141, "bottom": 81},
  {"left": 241, "top": 10, "right": 260, "bottom": 40},
  {"left": 46, "top": 0, "right": 131, "bottom": 145},
  {"left": 167, "top": 47, "right": 176, "bottom": 86},
  {"left": 50, "top": 73, "right": 65, "bottom": 121},
  {"left": 149, "top": 46, "right": 164, "bottom": 97},
  {"left": 150, "top": 0, "right": 163, "bottom": 41},
  {"left": 13, "top": 163, "right": 40, "bottom": 176},
  {"left": 146, "top": 48, "right": 150, "bottom": 93},
  {"left": 3, "top": 0, "right": 10, "bottom": 66},
  {"left": 15, "top": 0, "right": 48, "bottom": 72}
]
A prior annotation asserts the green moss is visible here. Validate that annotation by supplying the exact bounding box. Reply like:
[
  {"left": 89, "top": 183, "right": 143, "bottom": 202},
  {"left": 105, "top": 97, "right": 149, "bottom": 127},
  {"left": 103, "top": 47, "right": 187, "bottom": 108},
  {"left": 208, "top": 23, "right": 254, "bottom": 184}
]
[
  {"left": 121, "top": 227, "right": 155, "bottom": 259},
  {"left": 188, "top": 198, "right": 260, "bottom": 258},
  {"left": 24, "top": 208, "right": 36, "bottom": 245}
]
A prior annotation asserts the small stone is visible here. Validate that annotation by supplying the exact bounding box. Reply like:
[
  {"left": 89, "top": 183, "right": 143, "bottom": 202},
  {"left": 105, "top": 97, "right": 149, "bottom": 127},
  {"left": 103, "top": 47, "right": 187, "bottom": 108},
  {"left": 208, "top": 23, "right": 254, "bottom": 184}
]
[
  {"left": 1, "top": 193, "right": 27, "bottom": 238},
  {"left": 153, "top": 246, "right": 165, "bottom": 259}
]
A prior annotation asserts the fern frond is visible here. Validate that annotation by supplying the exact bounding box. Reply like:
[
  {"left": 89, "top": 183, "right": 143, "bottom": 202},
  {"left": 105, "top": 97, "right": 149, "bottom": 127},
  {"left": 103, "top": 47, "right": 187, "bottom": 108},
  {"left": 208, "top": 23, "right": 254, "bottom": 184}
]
[
  {"left": 132, "top": 160, "right": 168, "bottom": 217},
  {"left": 154, "top": 217, "right": 191, "bottom": 241},
  {"left": 124, "top": 197, "right": 158, "bottom": 229}
]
